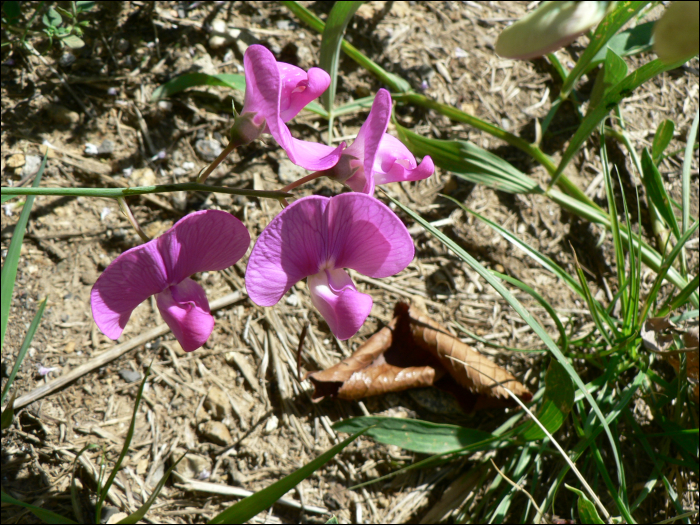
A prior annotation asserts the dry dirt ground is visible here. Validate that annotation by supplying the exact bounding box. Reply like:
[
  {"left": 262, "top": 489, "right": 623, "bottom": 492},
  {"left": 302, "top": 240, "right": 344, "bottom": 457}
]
[{"left": 1, "top": 2, "right": 698, "bottom": 524}]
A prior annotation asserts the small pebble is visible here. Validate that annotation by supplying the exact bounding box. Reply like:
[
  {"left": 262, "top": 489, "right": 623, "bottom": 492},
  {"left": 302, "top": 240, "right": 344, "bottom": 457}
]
[
  {"left": 195, "top": 139, "right": 223, "bottom": 162},
  {"left": 119, "top": 369, "right": 142, "bottom": 383},
  {"left": 58, "top": 52, "right": 76, "bottom": 68},
  {"left": 84, "top": 143, "right": 99, "bottom": 156},
  {"left": 97, "top": 139, "right": 115, "bottom": 157},
  {"left": 200, "top": 421, "right": 232, "bottom": 446},
  {"left": 22, "top": 155, "right": 42, "bottom": 178}
]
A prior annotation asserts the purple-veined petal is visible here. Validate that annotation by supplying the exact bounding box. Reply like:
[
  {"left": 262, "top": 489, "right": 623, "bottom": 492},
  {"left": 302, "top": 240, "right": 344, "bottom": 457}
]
[
  {"left": 156, "top": 278, "right": 214, "bottom": 352},
  {"left": 246, "top": 196, "right": 330, "bottom": 306},
  {"left": 372, "top": 134, "right": 435, "bottom": 187},
  {"left": 278, "top": 64, "right": 330, "bottom": 122},
  {"left": 157, "top": 210, "right": 250, "bottom": 286},
  {"left": 242, "top": 45, "right": 343, "bottom": 171},
  {"left": 327, "top": 193, "right": 414, "bottom": 278},
  {"left": 308, "top": 268, "right": 373, "bottom": 340},
  {"left": 91, "top": 241, "right": 168, "bottom": 340}
]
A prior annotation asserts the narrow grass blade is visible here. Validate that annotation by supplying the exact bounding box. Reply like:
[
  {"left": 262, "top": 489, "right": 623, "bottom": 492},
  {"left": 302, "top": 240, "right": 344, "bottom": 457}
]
[
  {"left": 572, "top": 254, "right": 614, "bottom": 346},
  {"left": 520, "top": 360, "right": 574, "bottom": 441},
  {"left": 641, "top": 148, "right": 681, "bottom": 241},
  {"left": 1, "top": 392, "right": 17, "bottom": 430},
  {"left": 587, "top": 21, "right": 654, "bottom": 70},
  {"left": 208, "top": 429, "right": 367, "bottom": 524},
  {"left": 1, "top": 151, "right": 46, "bottom": 350},
  {"left": 589, "top": 48, "right": 628, "bottom": 110},
  {"left": 658, "top": 274, "right": 700, "bottom": 317},
  {"left": 493, "top": 272, "right": 568, "bottom": 351},
  {"left": 95, "top": 364, "right": 152, "bottom": 522},
  {"left": 281, "top": 1, "right": 411, "bottom": 93},
  {"left": 1, "top": 195, "right": 13, "bottom": 204},
  {"left": 395, "top": 123, "right": 541, "bottom": 194},
  {"left": 566, "top": 485, "right": 605, "bottom": 524},
  {"left": 1, "top": 490, "right": 77, "bottom": 525},
  {"left": 681, "top": 109, "right": 699, "bottom": 281},
  {"left": 640, "top": 221, "right": 699, "bottom": 323},
  {"left": 1, "top": 297, "right": 47, "bottom": 405},
  {"left": 151, "top": 73, "right": 245, "bottom": 101},
  {"left": 333, "top": 417, "right": 496, "bottom": 455},
  {"left": 333, "top": 95, "right": 376, "bottom": 117},
  {"left": 1, "top": 182, "right": 291, "bottom": 201},
  {"left": 388, "top": 194, "right": 625, "bottom": 494},
  {"left": 560, "top": 1, "right": 649, "bottom": 99},
  {"left": 652, "top": 119, "right": 675, "bottom": 164},
  {"left": 551, "top": 55, "right": 690, "bottom": 189},
  {"left": 319, "top": 1, "right": 363, "bottom": 112},
  {"left": 117, "top": 451, "right": 187, "bottom": 524}
]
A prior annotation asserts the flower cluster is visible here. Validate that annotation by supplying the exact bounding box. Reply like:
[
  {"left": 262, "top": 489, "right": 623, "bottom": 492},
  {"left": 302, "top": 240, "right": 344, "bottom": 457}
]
[{"left": 92, "top": 44, "right": 434, "bottom": 350}]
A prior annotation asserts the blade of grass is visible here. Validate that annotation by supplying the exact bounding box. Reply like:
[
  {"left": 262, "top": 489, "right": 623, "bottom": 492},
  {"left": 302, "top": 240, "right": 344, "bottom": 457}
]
[
  {"left": 319, "top": 1, "right": 363, "bottom": 113},
  {"left": 652, "top": 119, "right": 676, "bottom": 164},
  {"left": 94, "top": 363, "right": 152, "bottom": 522},
  {"left": 0, "top": 297, "right": 47, "bottom": 406},
  {"left": 550, "top": 55, "right": 690, "bottom": 190},
  {"left": 387, "top": 193, "right": 625, "bottom": 511},
  {"left": 1, "top": 182, "right": 290, "bottom": 201},
  {"left": 681, "top": 109, "right": 699, "bottom": 282},
  {"left": 1, "top": 490, "right": 77, "bottom": 525},
  {"left": 567, "top": 485, "right": 605, "bottom": 524},
  {"left": 1, "top": 151, "right": 46, "bottom": 350},
  {"left": 658, "top": 274, "right": 700, "bottom": 317},
  {"left": 588, "top": 48, "right": 628, "bottom": 110},
  {"left": 572, "top": 252, "right": 615, "bottom": 346},
  {"left": 208, "top": 428, "right": 368, "bottom": 524},
  {"left": 641, "top": 148, "right": 681, "bottom": 242}
]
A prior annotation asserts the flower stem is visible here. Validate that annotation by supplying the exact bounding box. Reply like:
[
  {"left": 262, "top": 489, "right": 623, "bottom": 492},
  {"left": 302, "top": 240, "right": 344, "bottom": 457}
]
[
  {"left": 117, "top": 197, "right": 150, "bottom": 243},
  {"left": 281, "top": 171, "right": 326, "bottom": 193},
  {"left": 196, "top": 141, "right": 237, "bottom": 184}
]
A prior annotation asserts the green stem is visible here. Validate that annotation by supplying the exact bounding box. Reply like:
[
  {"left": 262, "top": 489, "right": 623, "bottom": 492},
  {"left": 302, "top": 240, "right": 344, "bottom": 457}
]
[
  {"left": 281, "top": 171, "right": 326, "bottom": 193},
  {"left": 117, "top": 197, "right": 150, "bottom": 243},
  {"left": 196, "top": 141, "right": 237, "bottom": 183},
  {"left": 1, "top": 183, "right": 291, "bottom": 201}
]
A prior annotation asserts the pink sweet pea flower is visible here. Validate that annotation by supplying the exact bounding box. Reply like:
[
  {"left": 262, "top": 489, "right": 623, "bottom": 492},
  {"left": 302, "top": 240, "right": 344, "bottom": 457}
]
[
  {"left": 246, "top": 193, "right": 414, "bottom": 340},
  {"left": 91, "top": 210, "right": 250, "bottom": 352},
  {"left": 323, "top": 88, "right": 434, "bottom": 195},
  {"left": 232, "top": 44, "right": 343, "bottom": 171}
]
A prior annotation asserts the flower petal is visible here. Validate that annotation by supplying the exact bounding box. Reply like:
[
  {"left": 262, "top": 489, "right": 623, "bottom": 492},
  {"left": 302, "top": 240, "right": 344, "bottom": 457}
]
[
  {"left": 157, "top": 210, "right": 250, "bottom": 286},
  {"left": 328, "top": 192, "right": 414, "bottom": 278},
  {"left": 308, "top": 269, "right": 373, "bottom": 340},
  {"left": 372, "top": 134, "right": 434, "bottom": 187},
  {"left": 243, "top": 45, "right": 343, "bottom": 171},
  {"left": 246, "top": 196, "right": 330, "bottom": 306},
  {"left": 278, "top": 64, "right": 330, "bottom": 122},
  {"left": 91, "top": 241, "right": 168, "bottom": 340},
  {"left": 156, "top": 278, "right": 214, "bottom": 352}
]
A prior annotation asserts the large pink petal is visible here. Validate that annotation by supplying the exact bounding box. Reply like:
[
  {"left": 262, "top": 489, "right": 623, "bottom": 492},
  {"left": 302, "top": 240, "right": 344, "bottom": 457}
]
[
  {"left": 242, "top": 45, "right": 280, "bottom": 126},
  {"left": 372, "top": 134, "right": 434, "bottom": 186},
  {"left": 327, "top": 193, "right": 414, "bottom": 278},
  {"left": 157, "top": 210, "right": 250, "bottom": 286},
  {"left": 156, "top": 278, "right": 214, "bottom": 352},
  {"left": 275, "top": 132, "right": 345, "bottom": 171},
  {"left": 278, "top": 64, "right": 330, "bottom": 122},
  {"left": 91, "top": 241, "right": 168, "bottom": 340},
  {"left": 308, "top": 269, "right": 373, "bottom": 340},
  {"left": 246, "top": 196, "right": 330, "bottom": 306}
]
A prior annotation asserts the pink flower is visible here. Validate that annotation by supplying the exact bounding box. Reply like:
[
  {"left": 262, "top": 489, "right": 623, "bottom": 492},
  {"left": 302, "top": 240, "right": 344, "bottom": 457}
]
[
  {"left": 91, "top": 210, "right": 250, "bottom": 352},
  {"left": 245, "top": 193, "right": 414, "bottom": 340},
  {"left": 232, "top": 44, "right": 343, "bottom": 171},
  {"left": 324, "top": 88, "right": 434, "bottom": 195}
]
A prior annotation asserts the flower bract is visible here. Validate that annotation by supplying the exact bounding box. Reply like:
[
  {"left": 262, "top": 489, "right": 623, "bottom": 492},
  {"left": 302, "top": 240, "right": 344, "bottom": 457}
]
[
  {"left": 245, "top": 193, "right": 414, "bottom": 340},
  {"left": 91, "top": 210, "right": 250, "bottom": 352},
  {"left": 323, "top": 89, "right": 434, "bottom": 195},
  {"left": 234, "top": 44, "right": 343, "bottom": 171}
]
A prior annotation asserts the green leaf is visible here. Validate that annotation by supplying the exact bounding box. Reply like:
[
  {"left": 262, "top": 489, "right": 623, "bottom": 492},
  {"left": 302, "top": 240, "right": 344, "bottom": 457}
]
[
  {"left": 682, "top": 110, "right": 699, "bottom": 245},
  {"left": 589, "top": 48, "right": 628, "bottom": 109},
  {"left": 1, "top": 392, "right": 17, "bottom": 430},
  {"left": 151, "top": 73, "right": 246, "bottom": 101},
  {"left": 573, "top": 254, "right": 615, "bottom": 346},
  {"left": 387, "top": 194, "right": 624, "bottom": 492},
  {"left": 2, "top": 1, "right": 21, "bottom": 25},
  {"left": 117, "top": 451, "right": 187, "bottom": 524},
  {"left": 521, "top": 360, "right": 574, "bottom": 441},
  {"left": 1, "top": 151, "right": 47, "bottom": 350},
  {"left": 551, "top": 56, "right": 690, "bottom": 189},
  {"left": 566, "top": 485, "right": 605, "bottom": 524},
  {"left": 333, "top": 95, "right": 376, "bottom": 117},
  {"left": 61, "top": 34, "right": 85, "bottom": 49},
  {"left": 333, "top": 417, "right": 496, "bottom": 455},
  {"left": 1, "top": 489, "right": 77, "bottom": 524},
  {"left": 652, "top": 119, "right": 675, "bottom": 164},
  {"left": 325, "top": 516, "right": 339, "bottom": 524},
  {"left": 1, "top": 195, "right": 14, "bottom": 204},
  {"left": 587, "top": 21, "right": 655, "bottom": 70},
  {"left": 1, "top": 297, "right": 47, "bottom": 406},
  {"left": 42, "top": 7, "right": 62, "bottom": 28},
  {"left": 319, "top": 1, "right": 363, "bottom": 112},
  {"left": 560, "top": 1, "right": 649, "bottom": 98},
  {"left": 395, "top": 123, "right": 541, "bottom": 194},
  {"left": 641, "top": 148, "right": 681, "bottom": 241},
  {"left": 75, "top": 1, "right": 96, "bottom": 13},
  {"left": 208, "top": 429, "right": 367, "bottom": 524}
]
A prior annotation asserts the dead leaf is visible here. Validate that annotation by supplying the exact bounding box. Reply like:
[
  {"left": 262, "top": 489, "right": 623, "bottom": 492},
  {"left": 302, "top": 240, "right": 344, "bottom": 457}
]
[
  {"left": 641, "top": 317, "right": 676, "bottom": 354},
  {"left": 307, "top": 302, "right": 532, "bottom": 413}
]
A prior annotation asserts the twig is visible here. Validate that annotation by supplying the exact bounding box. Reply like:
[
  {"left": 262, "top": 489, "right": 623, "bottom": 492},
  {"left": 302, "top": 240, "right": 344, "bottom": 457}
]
[
  {"left": 489, "top": 459, "right": 547, "bottom": 524},
  {"left": 5, "top": 292, "right": 245, "bottom": 411}
]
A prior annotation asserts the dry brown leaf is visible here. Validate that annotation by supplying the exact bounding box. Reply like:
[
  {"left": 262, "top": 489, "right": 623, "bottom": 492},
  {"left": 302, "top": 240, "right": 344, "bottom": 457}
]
[{"left": 307, "top": 302, "right": 532, "bottom": 413}]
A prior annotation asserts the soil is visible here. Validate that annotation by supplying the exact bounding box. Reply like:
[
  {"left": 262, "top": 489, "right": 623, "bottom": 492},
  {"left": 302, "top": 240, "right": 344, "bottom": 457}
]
[{"left": 1, "top": 2, "right": 698, "bottom": 524}]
